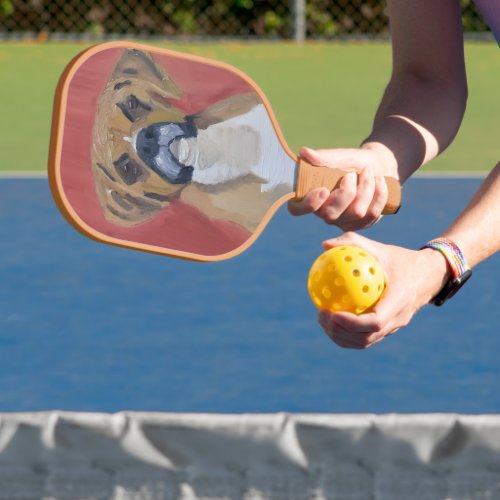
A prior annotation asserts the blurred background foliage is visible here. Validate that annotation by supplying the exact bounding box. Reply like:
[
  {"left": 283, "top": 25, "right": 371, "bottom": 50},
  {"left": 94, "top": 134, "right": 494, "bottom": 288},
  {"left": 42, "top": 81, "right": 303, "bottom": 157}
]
[{"left": 0, "top": 0, "right": 490, "bottom": 39}]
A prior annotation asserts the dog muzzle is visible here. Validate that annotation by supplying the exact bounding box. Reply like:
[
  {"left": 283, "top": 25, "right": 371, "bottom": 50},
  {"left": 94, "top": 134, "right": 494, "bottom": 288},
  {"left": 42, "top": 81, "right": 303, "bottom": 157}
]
[{"left": 135, "top": 118, "right": 196, "bottom": 184}]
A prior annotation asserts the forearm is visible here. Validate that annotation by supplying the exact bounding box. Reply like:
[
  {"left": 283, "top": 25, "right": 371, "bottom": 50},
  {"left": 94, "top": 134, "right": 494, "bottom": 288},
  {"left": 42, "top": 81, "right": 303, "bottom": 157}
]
[
  {"left": 412, "top": 163, "right": 500, "bottom": 308},
  {"left": 362, "top": 0, "right": 467, "bottom": 182},
  {"left": 441, "top": 162, "right": 500, "bottom": 267},
  {"left": 363, "top": 73, "right": 467, "bottom": 181}
]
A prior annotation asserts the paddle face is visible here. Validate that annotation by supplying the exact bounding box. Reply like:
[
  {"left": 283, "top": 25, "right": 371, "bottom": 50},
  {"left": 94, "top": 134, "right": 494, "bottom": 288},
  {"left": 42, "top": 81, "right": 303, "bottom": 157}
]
[{"left": 49, "top": 41, "right": 297, "bottom": 262}]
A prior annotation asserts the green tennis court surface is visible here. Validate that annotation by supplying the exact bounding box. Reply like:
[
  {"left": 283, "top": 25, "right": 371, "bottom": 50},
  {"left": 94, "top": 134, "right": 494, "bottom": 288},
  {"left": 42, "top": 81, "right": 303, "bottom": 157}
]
[{"left": 0, "top": 41, "right": 498, "bottom": 174}]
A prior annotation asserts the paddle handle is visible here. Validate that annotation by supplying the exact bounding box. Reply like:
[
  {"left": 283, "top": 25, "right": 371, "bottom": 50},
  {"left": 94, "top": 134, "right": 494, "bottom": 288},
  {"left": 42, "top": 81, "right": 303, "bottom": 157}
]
[{"left": 295, "top": 158, "right": 401, "bottom": 215}]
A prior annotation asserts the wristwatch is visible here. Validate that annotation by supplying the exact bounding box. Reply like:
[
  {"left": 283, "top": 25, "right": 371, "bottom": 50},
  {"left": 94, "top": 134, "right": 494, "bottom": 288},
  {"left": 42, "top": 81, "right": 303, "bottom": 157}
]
[{"left": 421, "top": 238, "right": 472, "bottom": 306}]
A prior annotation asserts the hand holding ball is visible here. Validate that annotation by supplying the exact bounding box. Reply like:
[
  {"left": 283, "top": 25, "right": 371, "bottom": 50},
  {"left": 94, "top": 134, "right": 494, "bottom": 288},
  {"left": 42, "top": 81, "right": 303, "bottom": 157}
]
[{"left": 308, "top": 245, "right": 385, "bottom": 314}]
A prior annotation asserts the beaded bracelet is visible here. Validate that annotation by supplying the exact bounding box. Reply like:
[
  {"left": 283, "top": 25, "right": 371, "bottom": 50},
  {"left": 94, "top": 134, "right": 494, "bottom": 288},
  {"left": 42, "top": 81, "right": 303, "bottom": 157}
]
[{"left": 421, "top": 237, "right": 472, "bottom": 306}]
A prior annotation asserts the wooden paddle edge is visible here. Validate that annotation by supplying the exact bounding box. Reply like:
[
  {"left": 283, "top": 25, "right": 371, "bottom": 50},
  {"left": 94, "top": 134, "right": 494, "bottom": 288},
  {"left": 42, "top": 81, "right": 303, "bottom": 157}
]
[{"left": 47, "top": 40, "right": 299, "bottom": 262}]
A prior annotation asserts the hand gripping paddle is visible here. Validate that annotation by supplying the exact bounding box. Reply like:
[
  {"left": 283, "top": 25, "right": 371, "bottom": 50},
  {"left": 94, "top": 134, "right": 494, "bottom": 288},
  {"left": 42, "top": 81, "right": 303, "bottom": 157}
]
[{"left": 48, "top": 41, "right": 401, "bottom": 262}]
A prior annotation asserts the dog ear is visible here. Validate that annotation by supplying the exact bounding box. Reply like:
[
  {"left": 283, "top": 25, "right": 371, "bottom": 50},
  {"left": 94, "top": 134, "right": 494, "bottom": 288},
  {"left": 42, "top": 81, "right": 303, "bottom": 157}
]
[
  {"left": 111, "top": 49, "right": 182, "bottom": 99},
  {"left": 90, "top": 48, "right": 188, "bottom": 227},
  {"left": 194, "top": 92, "right": 262, "bottom": 130}
]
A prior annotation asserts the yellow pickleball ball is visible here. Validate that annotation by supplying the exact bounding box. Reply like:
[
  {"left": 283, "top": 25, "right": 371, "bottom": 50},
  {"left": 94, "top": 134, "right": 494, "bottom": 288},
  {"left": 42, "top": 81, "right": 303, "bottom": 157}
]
[{"left": 308, "top": 245, "right": 385, "bottom": 314}]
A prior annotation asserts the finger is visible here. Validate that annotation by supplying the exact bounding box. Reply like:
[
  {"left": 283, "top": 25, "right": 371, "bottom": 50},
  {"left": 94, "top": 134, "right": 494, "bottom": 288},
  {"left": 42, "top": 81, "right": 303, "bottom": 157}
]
[
  {"left": 338, "top": 176, "right": 388, "bottom": 231},
  {"left": 319, "top": 311, "right": 374, "bottom": 349},
  {"left": 327, "top": 326, "right": 382, "bottom": 349},
  {"left": 316, "top": 172, "right": 358, "bottom": 223},
  {"left": 344, "top": 165, "right": 376, "bottom": 220},
  {"left": 332, "top": 298, "right": 403, "bottom": 341},
  {"left": 328, "top": 167, "right": 379, "bottom": 231},
  {"left": 343, "top": 175, "right": 390, "bottom": 230},
  {"left": 321, "top": 322, "right": 366, "bottom": 349},
  {"left": 330, "top": 336, "right": 365, "bottom": 349},
  {"left": 299, "top": 147, "right": 330, "bottom": 166},
  {"left": 330, "top": 311, "right": 385, "bottom": 335},
  {"left": 338, "top": 213, "right": 383, "bottom": 232},
  {"left": 319, "top": 310, "right": 395, "bottom": 349},
  {"left": 330, "top": 317, "right": 391, "bottom": 349},
  {"left": 365, "top": 176, "right": 389, "bottom": 220},
  {"left": 288, "top": 188, "right": 330, "bottom": 216},
  {"left": 299, "top": 146, "right": 369, "bottom": 170},
  {"left": 322, "top": 231, "right": 369, "bottom": 250}
]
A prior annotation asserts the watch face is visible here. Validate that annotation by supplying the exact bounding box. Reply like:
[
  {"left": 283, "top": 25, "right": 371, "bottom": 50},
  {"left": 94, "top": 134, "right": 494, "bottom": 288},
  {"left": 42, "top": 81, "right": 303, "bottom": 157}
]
[{"left": 432, "top": 269, "right": 472, "bottom": 306}]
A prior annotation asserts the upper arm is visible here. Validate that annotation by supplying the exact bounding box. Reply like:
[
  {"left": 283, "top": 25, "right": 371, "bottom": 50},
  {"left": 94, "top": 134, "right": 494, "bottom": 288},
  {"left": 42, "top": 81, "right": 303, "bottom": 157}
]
[{"left": 387, "top": 0, "right": 467, "bottom": 86}]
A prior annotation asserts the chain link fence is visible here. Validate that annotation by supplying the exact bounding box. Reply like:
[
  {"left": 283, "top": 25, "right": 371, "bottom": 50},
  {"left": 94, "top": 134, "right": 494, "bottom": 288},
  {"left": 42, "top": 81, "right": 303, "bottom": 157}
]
[{"left": 0, "top": 0, "right": 491, "bottom": 40}]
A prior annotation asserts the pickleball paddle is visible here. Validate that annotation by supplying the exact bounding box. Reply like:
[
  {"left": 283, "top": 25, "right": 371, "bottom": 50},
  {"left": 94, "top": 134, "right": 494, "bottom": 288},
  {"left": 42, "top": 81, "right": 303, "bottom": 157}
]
[{"left": 48, "top": 41, "right": 401, "bottom": 262}]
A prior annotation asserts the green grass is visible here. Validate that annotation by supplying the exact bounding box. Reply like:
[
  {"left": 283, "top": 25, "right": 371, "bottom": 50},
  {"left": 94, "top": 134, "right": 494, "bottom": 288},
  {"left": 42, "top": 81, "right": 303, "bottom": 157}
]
[{"left": 0, "top": 40, "right": 497, "bottom": 173}]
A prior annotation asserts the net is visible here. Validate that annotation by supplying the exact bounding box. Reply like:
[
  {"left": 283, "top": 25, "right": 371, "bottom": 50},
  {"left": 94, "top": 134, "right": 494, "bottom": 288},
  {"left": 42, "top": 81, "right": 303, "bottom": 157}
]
[
  {"left": 0, "top": 0, "right": 490, "bottom": 40},
  {"left": 1, "top": 412, "right": 500, "bottom": 499}
]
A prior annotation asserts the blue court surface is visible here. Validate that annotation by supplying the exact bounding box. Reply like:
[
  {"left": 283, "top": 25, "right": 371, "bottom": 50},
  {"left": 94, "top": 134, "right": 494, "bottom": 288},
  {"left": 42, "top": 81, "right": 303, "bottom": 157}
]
[{"left": 0, "top": 176, "right": 498, "bottom": 414}]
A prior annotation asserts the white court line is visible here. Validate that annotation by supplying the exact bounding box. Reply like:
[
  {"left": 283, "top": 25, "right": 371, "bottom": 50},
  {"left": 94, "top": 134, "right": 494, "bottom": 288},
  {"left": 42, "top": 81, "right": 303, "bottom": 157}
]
[
  {"left": 414, "top": 170, "right": 487, "bottom": 178},
  {"left": 0, "top": 171, "right": 48, "bottom": 178}
]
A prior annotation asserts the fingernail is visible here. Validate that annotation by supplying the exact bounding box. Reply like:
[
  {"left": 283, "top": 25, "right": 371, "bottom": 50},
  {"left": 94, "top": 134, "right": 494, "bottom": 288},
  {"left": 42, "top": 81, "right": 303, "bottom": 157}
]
[{"left": 318, "top": 189, "right": 329, "bottom": 201}]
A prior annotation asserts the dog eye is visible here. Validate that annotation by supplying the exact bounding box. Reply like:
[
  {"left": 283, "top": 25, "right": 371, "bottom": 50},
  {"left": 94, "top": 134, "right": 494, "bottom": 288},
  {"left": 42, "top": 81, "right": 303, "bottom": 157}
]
[
  {"left": 114, "top": 80, "right": 132, "bottom": 91},
  {"left": 113, "top": 153, "right": 149, "bottom": 185},
  {"left": 116, "top": 94, "right": 152, "bottom": 122}
]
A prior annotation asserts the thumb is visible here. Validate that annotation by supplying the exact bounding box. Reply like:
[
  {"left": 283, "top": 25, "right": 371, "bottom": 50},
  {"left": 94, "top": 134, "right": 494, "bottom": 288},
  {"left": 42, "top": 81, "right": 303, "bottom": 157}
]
[
  {"left": 322, "top": 231, "right": 368, "bottom": 250},
  {"left": 299, "top": 147, "right": 328, "bottom": 166},
  {"left": 299, "top": 147, "right": 366, "bottom": 171}
]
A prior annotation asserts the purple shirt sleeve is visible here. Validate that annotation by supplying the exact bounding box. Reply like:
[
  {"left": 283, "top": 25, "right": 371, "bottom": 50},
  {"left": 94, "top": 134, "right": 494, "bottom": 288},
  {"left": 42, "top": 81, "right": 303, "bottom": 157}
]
[{"left": 473, "top": 0, "right": 500, "bottom": 45}]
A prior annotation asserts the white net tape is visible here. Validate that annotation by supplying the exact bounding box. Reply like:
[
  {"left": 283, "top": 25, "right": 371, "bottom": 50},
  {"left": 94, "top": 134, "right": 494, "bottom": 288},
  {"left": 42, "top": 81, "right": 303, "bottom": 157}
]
[{"left": 0, "top": 412, "right": 500, "bottom": 499}]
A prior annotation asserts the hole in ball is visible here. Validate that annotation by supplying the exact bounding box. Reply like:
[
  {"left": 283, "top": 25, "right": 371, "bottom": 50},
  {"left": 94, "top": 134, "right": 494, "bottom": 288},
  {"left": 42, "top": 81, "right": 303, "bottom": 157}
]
[{"left": 313, "top": 294, "right": 322, "bottom": 308}]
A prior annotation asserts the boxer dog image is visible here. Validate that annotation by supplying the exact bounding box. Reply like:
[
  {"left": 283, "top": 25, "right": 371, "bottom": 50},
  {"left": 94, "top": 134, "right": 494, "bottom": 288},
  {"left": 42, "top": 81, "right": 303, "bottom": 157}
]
[{"left": 91, "top": 48, "right": 292, "bottom": 232}]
